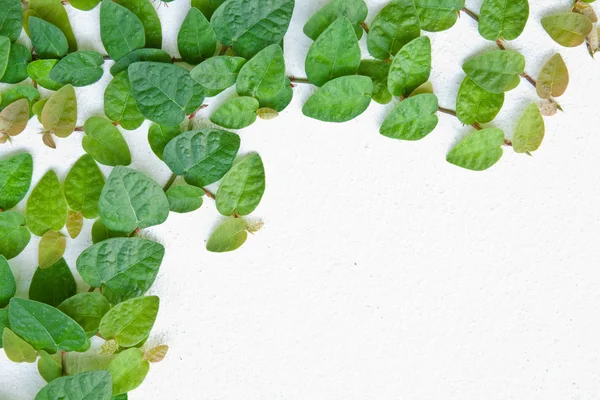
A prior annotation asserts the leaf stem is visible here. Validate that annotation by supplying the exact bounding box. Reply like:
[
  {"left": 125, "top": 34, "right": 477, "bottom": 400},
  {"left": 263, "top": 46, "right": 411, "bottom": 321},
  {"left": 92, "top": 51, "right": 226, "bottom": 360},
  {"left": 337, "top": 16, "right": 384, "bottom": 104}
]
[
  {"left": 462, "top": 7, "right": 479, "bottom": 22},
  {"left": 202, "top": 188, "right": 216, "bottom": 200},
  {"left": 61, "top": 351, "right": 68, "bottom": 376},
  {"left": 438, "top": 106, "right": 482, "bottom": 130},
  {"left": 504, "top": 139, "right": 513, "bottom": 147},
  {"left": 288, "top": 76, "right": 311, "bottom": 84},
  {"left": 163, "top": 174, "right": 177, "bottom": 192},
  {"left": 360, "top": 22, "right": 370, "bottom": 34},
  {"left": 520, "top": 72, "right": 537, "bottom": 87}
]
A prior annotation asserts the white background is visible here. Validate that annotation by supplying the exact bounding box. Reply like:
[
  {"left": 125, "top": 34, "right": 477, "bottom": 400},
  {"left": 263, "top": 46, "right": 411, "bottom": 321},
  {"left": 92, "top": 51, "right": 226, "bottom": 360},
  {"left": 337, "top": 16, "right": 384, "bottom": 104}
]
[{"left": 1, "top": 0, "right": 600, "bottom": 399}]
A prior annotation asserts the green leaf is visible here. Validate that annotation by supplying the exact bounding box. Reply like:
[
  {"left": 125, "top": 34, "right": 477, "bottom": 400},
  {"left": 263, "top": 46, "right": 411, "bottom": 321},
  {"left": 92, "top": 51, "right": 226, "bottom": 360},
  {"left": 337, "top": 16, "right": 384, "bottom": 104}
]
[
  {"left": 259, "top": 77, "right": 292, "bottom": 112},
  {"left": 0, "top": 36, "right": 11, "bottom": 79},
  {"left": 70, "top": 0, "right": 100, "bottom": 11},
  {"left": 0, "top": 256, "right": 16, "bottom": 307},
  {"left": 537, "top": 53, "right": 569, "bottom": 99},
  {"left": 109, "top": 348, "right": 149, "bottom": 395},
  {"left": 41, "top": 84, "right": 77, "bottom": 137},
  {"left": 98, "top": 167, "right": 169, "bottom": 233},
  {"left": 66, "top": 210, "right": 83, "bottom": 239},
  {"left": 27, "top": 59, "right": 64, "bottom": 91},
  {"left": 29, "top": 258, "right": 75, "bottom": 306},
  {"left": 91, "top": 219, "right": 130, "bottom": 244},
  {"left": 37, "top": 232, "right": 67, "bottom": 269},
  {"left": 236, "top": 44, "right": 285, "bottom": 102},
  {"left": 358, "top": 60, "right": 392, "bottom": 105},
  {"left": 64, "top": 155, "right": 105, "bottom": 219},
  {"left": 512, "top": 103, "right": 545, "bottom": 154},
  {"left": 462, "top": 49, "right": 525, "bottom": 94},
  {"left": 0, "top": 153, "right": 32, "bottom": 210},
  {"left": 162, "top": 129, "right": 241, "bottom": 187},
  {"left": 34, "top": 370, "right": 113, "bottom": 400},
  {"left": 302, "top": 75, "right": 373, "bottom": 122},
  {"left": 38, "top": 350, "right": 62, "bottom": 382},
  {"left": 0, "top": 99, "right": 29, "bottom": 136},
  {"left": 211, "top": 0, "right": 295, "bottom": 59},
  {"left": 0, "top": 211, "right": 30, "bottom": 260},
  {"left": 26, "top": 170, "right": 68, "bottom": 236},
  {"left": 100, "top": 0, "right": 145, "bottom": 61},
  {"left": 305, "top": 17, "right": 361, "bottom": 86},
  {"left": 367, "top": 0, "right": 421, "bottom": 60},
  {"left": 303, "top": 0, "right": 368, "bottom": 40},
  {"left": 58, "top": 293, "right": 111, "bottom": 336},
  {"left": 148, "top": 124, "right": 181, "bottom": 160},
  {"left": 3, "top": 328, "right": 37, "bottom": 363},
  {"left": 9, "top": 298, "right": 88, "bottom": 353},
  {"left": 446, "top": 128, "right": 505, "bottom": 171},
  {"left": 388, "top": 36, "right": 431, "bottom": 97},
  {"left": 99, "top": 296, "right": 159, "bottom": 347},
  {"left": 77, "top": 237, "right": 164, "bottom": 304},
  {"left": 177, "top": 7, "right": 217, "bottom": 64},
  {"left": 190, "top": 56, "right": 246, "bottom": 97},
  {"left": 29, "top": 0, "right": 77, "bottom": 52},
  {"left": 49, "top": 51, "right": 104, "bottom": 87},
  {"left": 0, "top": 86, "right": 40, "bottom": 111},
  {"left": 478, "top": 0, "right": 529, "bottom": 41},
  {"left": 110, "top": 48, "right": 171, "bottom": 76},
  {"left": 456, "top": 76, "right": 505, "bottom": 125},
  {"left": 28, "top": 17, "right": 68, "bottom": 59},
  {"left": 192, "top": 0, "right": 226, "bottom": 19},
  {"left": 129, "top": 62, "right": 205, "bottom": 126},
  {"left": 104, "top": 71, "right": 145, "bottom": 130},
  {"left": 414, "top": 0, "right": 464, "bottom": 32},
  {"left": 166, "top": 185, "right": 204, "bottom": 213},
  {"left": 542, "top": 12, "right": 593, "bottom": 47},
  {"left": 216, "top": 153, "right": 265, "bottom": 216},
  {"left": 0, "top": 308, "right": 8, "bottom": 347},
  {"left": 113, "top": 0, "right": 162, "bottom": 49},
  {"left": 210, "top": 96, "right": 259, "bottom": 129},
  {"left": 0, "top": 0, "right": 23, "bottom": 42},
  {"left": 83, "top": 117, "right": 132, "bottom": 167},
  {"left": 206, "top": 218, "right": 248, "bottom": 253},
  {"left": 380, "top": 93, "right": 438, "bottom": 140},
  {"left": 1, "top": 43, "right": 32, "bottom": 84}
]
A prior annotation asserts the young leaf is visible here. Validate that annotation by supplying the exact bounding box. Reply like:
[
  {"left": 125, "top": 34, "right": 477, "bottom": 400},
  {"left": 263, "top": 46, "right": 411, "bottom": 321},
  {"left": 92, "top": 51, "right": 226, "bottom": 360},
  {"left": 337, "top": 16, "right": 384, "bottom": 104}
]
[
  {"left": 29, "top": 258, "right": 76, "bottom": 307},
  {"left": 34, "top": 370, "right": 113, "bottom": 400},
  {"left": 380, "top": 93, "right": 439, "bottom": 140},
  {"left": 177, "top": 7, "right": 217, "bottom": 65},
  {"left": 1, "top": 43, "right": 32, "bottom": 84},
  {"left": 110, "top": 48, "right": 171, "bottom": 76},
  {"left": 211, "top": 0, "right": 295, "bottom": 59},
  {"left": 28, "top": 17, "right": 68, "bottom": 59},
  {"left": 257, "top": 107, "right": 279, "bottom": 120},
  {"left": 70, "top": 0, "right": 100, "bottom": 10},
  {"left": 64, "top": 155, "right": 105, "bottom": 219},
  {"left": 542, "top": 12, "right": 593, "bottom": 47},
  {"left": 99, "top": 296, "right": 159, "bottom": 347},
  {"left": 462, "top": 49, "right": 525, "bottom": 93},
  {"left": 144, "top": 344, "right": 168, "bottom": 363},
  {"left": 37, "top": 350, "right": 62, "bottom": 382},
  {"left": 129, "top": 62, "right": 205, "bottom": 126},
  {"left": 303, "top": 0, "right": 368, "bottom": 40},
  {"left": 49, "top": 51, "right": 104, "bottom": 87},
  {"left": 358, "top": 60, "right": 392, "bottom": 105},
  {"left": 29, "top": 0, "right": 77, "bottom": 52},
  {"left": 3, "top": 328, "right": 37, "bottom": 363},
  {"left": 190, "top": 56, "right": 247, "bottom": 97},
  {"left": 367, "top": 0, "right": 421, "bottom": 60},
  {"left": 162, "top": 129, "right": 241, "bottom": 187},
  {"left": 0, "top": 211, "right": 30, "bottom": 260},
  {"left": 0, "top": 256, "right": 16, "bottom": 307},
  {"left": 414, "top": 0, "right": 464, "bottom": 32},
  {"left": 58, "top": 293, "right": 111, "bottom": 336},
  {"left": 305, "top": 17, "right": 361, "bottom": 86},
  {"left": 192, "top": 0, "right": 226, "bottom": 19},
  {"left": 478, "top": 0, "right": 529, "bottom": 41},
  {"left": 25, "top": 170, "right": 68, "bottom": 236},
  {"left": 37, "top": 231, "right": 67, "bottom": 269},
  {"left": 0, "top": 99, "right": 29, "bottom": 137},
  {"left": 446, "top": 128, "right": 505, "bottom": 171},
  {"left": 98, "top": 167, "right": 169, "bottom": 233},
  {"left": 82, "top": 117, "right": 132, "bottom": 166},
  {"left": 148, "top": 124, "right": 181, "bottom": 160},
  {"left": 104, "top": 71, "right": 145, "bottom": 130},
  {"left": 388, "top": 36, "right": 431, "bottom": 97},
  {"left": 236, "top": 44, "right": 286, "bottom": 102},
  {"left": 27, "top": 60, "right": 63, "bottom": 90},
  {"left": 512, "top": 103, "right": 545, "bottom": 154},
  {"left": 210, "top": 96, "right": 259, "bottom": 129},
  {"left": 0, "top": 153, "right": 33, "bottom": 210},
  {"left": 166, "top": 185, "right": 204, "bottom": 213},
  {"left": 109, "top": 348, "right": 149, "bottom": 395},
  {"left": 0, "top": 0, "right": 23, "bottom": 41},
  {"left": 91, "top": 219, "right": 130, "bottom": 244},
  {"left": 206, "top": 218, "right": 248, "bottom": 253},
  {"left": 9, "top": 297, "right": 88, "bottom": 353},
  {"left": 302, "top": 75, "right": 373, "bottom": 122},
  {"left": 216, "top": 153, "right": 266, "bottom": 216},
  {"left": 100, "top": 0, "right": 145, "bottom": 61},
  {"left": 41, "top": 84, "right": 77, "bottom": 138},
  {"left": 113, "top": 0, "right": 162, "bottom": 49},
  {"left": 537, "top": 53, "right": 569, "bottom": 99},
  {"left": 456, "top": 76, "right": 505, "bottom": 125},
  {"left": 66, "top": 210, "right": 83, "bottom": 239}
]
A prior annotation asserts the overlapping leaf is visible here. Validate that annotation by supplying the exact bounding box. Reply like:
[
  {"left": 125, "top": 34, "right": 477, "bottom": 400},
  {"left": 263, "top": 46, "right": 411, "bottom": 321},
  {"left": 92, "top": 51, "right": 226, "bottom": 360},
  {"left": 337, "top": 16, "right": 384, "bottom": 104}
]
[
  {"left": 0, "top": 256, "right": 16, "bottom": 307},
  {"left": 191, "top": 56, "right": 246, "bottom": 97},
  {"left": 58, "top": 293, "right": 111, "bottom": 336},
  {"left": 456, "top": 76, "right": 505, "bottom": 125},
  {"left": 380, "top": 93, "right": 439, "bottom": 140},
  {"left": 148, "top": 124, "right": 181, "bottom": 160},
  {"left": 109, "top": 348, "right": 149, "bottom": 395},
  {"left": 0, "top": 0, "right": 23, "bottom": 41},
  {"left": 237, "top": 44, "right": 286, "bottom": 102},
  {"left": 414, "top": 0, "right": 464, "bottom": 32},
  {"left": 0, "top": 99, "right": 29, "bottom": 137},
  {"left": 211, "top": 97, "right": 259, "bottom": 129},
  {"left": 3, "top": 328, "right": 37, "bottom": 363},
  {"left": 114, "top": 0, "right": 162, "bottom": 48},
  {"left": 303, "top": 75, "right": 373, "bottom": 122},
  {"left": 100, "top": 0, "right": 145, "bottom": 61},
  {"left": 1, "top": 43, "right": 32, "bottom": 84},
  {"left": 104, "top": 71, "right": 144, "bottom": 130},
  {"left": 0, "top": 211, "right": 30, "bottom": 260},
  {"left": 29, "top": 258, "right": 75, "bottom": 305},
  {"left": 304, "top": 0, "right": 368, "bottom": 40},
  {"left": 110, "top": 48, "right": 171, "bottom": 76},
  {"left": 177, "top": 7, "right": 217, "bottom": 65},
  {"left": 367, "top": 0, "right": 421, "bottom": 60},
  {"left": 462, "top": 50, "right": 525, "bottom": 93},
  {"left": 99, "top": 296, "right": 159, "bottom": 347},
  {"left": 478, "top": 0, "right": 529, "bottom": 41},
  {"left": 542, "top": 12, "right": 593, "bottom": 47},
  {"left": 358, "top": 60, "right": 391, "bottom": 105},
  {"left": 41, "top": 85, "right": 77, "bottom": 138},
  {"left": 49, "top": 51, "right": 104, "bottom": 87},
  {"left": 34, "top": 370, "right": 113, "bottom": 400},
  {"left": 37, "top": 232, "right": 67, "bottom": 269},
  {"left": 83, "top": 117, "right": 132, "bottom": 167},
  {"left": 388, "top": 36, "right": 431, "bottom": 97},
  {"left": 216, "top": 153, "right": 266, "bottom": 216},
  {"left": 29, "top": 0, "right": 77, "bottom": 52},
  {"left": 28, "top": 17, "right": 68, "bottom": 59}
]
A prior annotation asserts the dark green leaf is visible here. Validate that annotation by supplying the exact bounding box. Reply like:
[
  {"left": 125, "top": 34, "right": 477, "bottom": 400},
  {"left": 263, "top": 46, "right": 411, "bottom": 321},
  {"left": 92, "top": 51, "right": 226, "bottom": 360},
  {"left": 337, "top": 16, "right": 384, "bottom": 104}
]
[
  {"left": 70, "top": 0, "right": 101, "bottom": 11},
  {"left": 0, "top": 256, "right": 16, "bottom": 307},
  {"left": 414, "top": 0, "right": 464, "bottom": 32},
  {"left": 380, "top": 93, "right": 438, "bottom": 140},
  {"left": 34, "top": 370, "right": 113, "bottom": 400},
  {"left": 0, "top": 309, "right": 7, "bottom": 348},
  {"left": 0, "top": 153, "right": 33, "bottom": 210},
  {"left": 83, "top": 117, "right": 132, "bottom": 167},
  {"left": 0, "top": 36, "right": 10, "bottom": 79},
  {"left": 166, "top": 185, "right": 204, "bottom": 213},
  {"left": 110, "top": 48, "right": 171, "bottom": 76},
  {"left": 236, "top": 44, "right": 285, "bottom": 102},
  {"left": 210, "top": 96, "right": 259, "bottom": 129},
  {"left": 49, "top": 51, "right": 104, "bottom": 87},
  {"left": 58, "top": 293, "right": 111, "bottom": 336},
  {"left": 29, "top": 258, "right": 76, "bottom": 306},
  {"left": 216, "top": 153, "right": 265, "bottom": 216},
  {"left": 358, "top": 60, "right": 392, "bottom": 105},
  {"left": 367, "top": 0, "right": 421, "bottom": 60},
  {"left": 29, "top": 0, "right": 77, "bottom": 52},
  {"left": 99, "top": 296, "right": 159, "bottom": 347},
  {"left": 28, "top": 17, "right": 68, "bottom": 59},
  {"left": 113, "top": 0, "right": 162, "bottom": 49},
  {"left": 100, "top": 0, "right": 145, "bottom": 61},
  {"left": 25, "top": 170, "right": 68, "bottom": 236},
  {"left": 104, "top": 71, "right": 144, "bottom": 130},
  {"left": 148, "top": 124, "right": 181, "bottom": 160},
  {"left": 64, "top": 154, "right": 105, "bottom": 219},
  {"left": 0, "top": 211, "right": 30, "bottom": 260},
  {"left": 258, "top": 77, "right": 292, "bottom": 112},
  {"left": 446, "top": 128, "right": 505, "bottom": 171},
  {"left": 191, "top": 0, "right": 226, "bottom": 19},
  {"left": 303, "top": 0, "right": 368, "bottom": 40},
  {"left": 190, "top": 56, "right": 246, "bottom": 97},
  {"left": 1, "top": 43, "right": 32, "bottom": 84},
  {"left": 177, "top": 7, "right": 217, "bottom": 64},
  {"left": 0, "top": 0, "right": 23, "bottom": 41},
  {"left": 91, "top": 218, "right": 130, "bottom": 244},
  {"left": 206, "top": 218, "right": 248, "bottom": 253},
  {"left": 27, "top": 59, "right": 64, "bottom": 91}
]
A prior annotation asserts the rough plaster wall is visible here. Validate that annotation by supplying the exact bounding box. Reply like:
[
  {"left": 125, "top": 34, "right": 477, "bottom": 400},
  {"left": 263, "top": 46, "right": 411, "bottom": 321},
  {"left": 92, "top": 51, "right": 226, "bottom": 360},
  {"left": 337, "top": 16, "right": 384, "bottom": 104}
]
[{"left": 1, "top": 0, "right": 600, "bottom": 399}]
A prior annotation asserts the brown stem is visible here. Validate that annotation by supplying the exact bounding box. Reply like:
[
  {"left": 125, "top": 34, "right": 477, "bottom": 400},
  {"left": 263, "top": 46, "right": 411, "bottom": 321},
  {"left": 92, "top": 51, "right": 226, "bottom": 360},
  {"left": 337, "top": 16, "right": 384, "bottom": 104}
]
[
  {"left": 219, "top": 45, "right": 229, "bottom": 56},
  {"left": 520, "top": 72, "right": 537, "bottom": 88},
  {"left": 61, "top": 351, "right": 68, "bottom": 376},
  {"left": 202, "top": 188, "right": 216, "bottom": 200},
  {"left": 360, "top": 22, "right": 370, "bottom": 34},
  {"left": 495, "top": 39, "right": 506, "bottom": 50},
  {"left": 462, "top": 7, "right": 479, "bottom": 22},
  {"left": 87, "top": 286, "right": 96, "bottom": 292},
  {"left": 288, "top": 76, "right": 311, "bottom": 84},
  {"left": 504, "top": 139, "right": 513, "bottom": 147},
  {"left": 74, "top": 127, "right": 84, "bottom": 132}
]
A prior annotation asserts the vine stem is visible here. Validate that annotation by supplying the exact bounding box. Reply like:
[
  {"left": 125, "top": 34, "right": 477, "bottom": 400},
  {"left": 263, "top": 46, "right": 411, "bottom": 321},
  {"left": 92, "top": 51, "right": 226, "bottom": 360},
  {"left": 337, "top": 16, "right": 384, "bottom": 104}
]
[
  {"left": 288, "top": 76, "right": 311, "bottom": 84},
  {"left": 360, "top": 22, "right": 370, "bottom": 34},
  {"left": 461, "top": 7, "right": 479, "bottom": 22},
  {"left": 61, "top": 351, "right": 68, "bottom": 376},
  {"left": 438, "top": 106, "right": 482, "bottom": 130},
  {"left": 163, "top": 174, "right": 177, "bottom": 192}
]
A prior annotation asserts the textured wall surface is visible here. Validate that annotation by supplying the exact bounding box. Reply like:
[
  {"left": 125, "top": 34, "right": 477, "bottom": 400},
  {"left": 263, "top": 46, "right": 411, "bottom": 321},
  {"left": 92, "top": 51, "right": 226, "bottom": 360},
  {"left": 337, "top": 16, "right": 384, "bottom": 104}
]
[{"left": 1, "top": 0, "right": 600, "bottom": 399}]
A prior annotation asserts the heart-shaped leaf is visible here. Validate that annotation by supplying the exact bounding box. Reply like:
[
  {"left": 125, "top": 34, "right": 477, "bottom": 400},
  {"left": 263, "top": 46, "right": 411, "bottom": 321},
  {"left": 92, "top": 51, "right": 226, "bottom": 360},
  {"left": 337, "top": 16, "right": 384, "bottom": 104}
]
[
  {"left": 478, "top": 0, "right": 529, "bottom": 41},
  {"left": 37, "top": 350, "right": 62, "bottom": 382},
  {"left": 380, "top": 93, "right": 439, "bottom": 140},
  {"left": 0, "top": 211, "right": 30, "bottom": 260},
  {"left": 82, "top": 117, "right": 132, "bottom": 166},
  {"left": 0, "top": 153, "right": 33, "bottom": 210},
  {"left": 259, "top": 77, "right": 293, "bottom": 111},
  {"left": 447, "top": 128, "right": 505, "bottom": 171},
  {"left": 210, "top": 96, "right": 259, "bottom": 129},
  {"left": 104, "top": 71, "right": 145, "bottom": 130},
  {"left": 26, "top": 170, "right": 68, "bottom": 236},
  {"left": 58, "top": 292, "right": 111, "bottom": 336},
  {"left": 27, "top": 59, "right": 63, "bottom": 91},
  {"left": 192, "top": 0, "right": 226, "bottom": 19},
  {"left": 1, "top": 43, "right": 32, "bottom": 84},
  {"left": 49, "top": 51, "right": 104, "bottom": 87},
  {"left": 388, "top": 35, "right": 431, "bottom": 97},
  {"left": 64, "top": 155, "right": 105, "bottom": 219},
  {"left": 3, "top": 328, "right": 37, "bottom": 363},
  {"left": 41, "top": 84, "right": 77, "bottom": 138},
  {"left": 29, "top": 0, "right": 77, "bottom": 52},
  {"left": 109, "top": 348, "right": 149, "bottom": 395},
  {"left": 91, "top": 218, "right": 131, "bottom": 244},
  {"left": 537, "top": 53, "right": 569, "bottom": 99},
  {"left": 0, "top": 0, "right": 23, "bottom": 41},
  {"left": 113, "top": 0, "right": 162, "bottom": 49},
  {"left": 177, "top": 7, "right": 217, "bottom": 64},
  {"left": 29, "top": 258, "right": 75, "bottom": 307},
  {"left": 166, "top": 185, "right": 204, "bottom": 213},
  {"left": 34, "top": 370, "right": 113, "bottom": 400},
  {"left": 28, "top": 17, "right": 68, "bottom": 59},
  {"left": 37, "top": 232, "right": 67, "bottom": 269},
  {"left": 206, "top": 218, "right": 248, "bottom": 253},
  {"left": 190, "top": 56, "right": 246, "bottom": 97},
  {"left": 99, "top": 296, "right": 159, "bottom": 347},
  {"left": 0, "top": 99, "right": 29, "bottom": 137},
  {"left": 512, "top": 103, "right": 545, "bottom": 154},
  {"left": 100, "top": 0, "right": 145, "bottom": 61},
  {"left": 414, "top": 0, "right": 464, "bottom": 32},
  {"left": 110, "top": 48, "right": 171, "bottom": 76},
  {"left": 70, "top": 0, "right": 100, "bottom": 11},
  {"left": 236, "top": 44, "right": 286, "bottom": 102},
  {"left": 0, "top": 256, "right": 16, "bottom": 307},
  {"left": 358, "top": 60, "right": 392, "bottom": 105},
  {"left": 148, "top": 124, "right": 181, "bottom": 160},
  {"left": 367, "top": 0, "right": 421, "bottom": 60},
  {"left": 304, "top": 0, "right": 367, "bottom": 40},
  {"left": 542, "top": 12, "right": 593, "bottom": 47},
  {"left": 456, "top": 76, "right": 505, "bottom": 125},
  {"left": 462, "top": 49, "right": 525, "bottom": 93},
  {"left": 216, "top": 153, "right": 266, "bottom": 216}
]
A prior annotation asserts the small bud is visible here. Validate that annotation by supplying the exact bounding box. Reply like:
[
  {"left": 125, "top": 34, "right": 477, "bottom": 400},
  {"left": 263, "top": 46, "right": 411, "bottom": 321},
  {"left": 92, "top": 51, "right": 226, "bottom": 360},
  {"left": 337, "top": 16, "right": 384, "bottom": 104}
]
[
  {"left": 257, "top": 108, "right": 279, "bottom": 120},
  {"left": 42, "top": 132, "right": 56, "bottom": 149},
  {"left": 100, "top": 339, "right": 118, "bottom": 355},
  {"left": 144, "top": 345, "right": 169, "bottom": 363}
]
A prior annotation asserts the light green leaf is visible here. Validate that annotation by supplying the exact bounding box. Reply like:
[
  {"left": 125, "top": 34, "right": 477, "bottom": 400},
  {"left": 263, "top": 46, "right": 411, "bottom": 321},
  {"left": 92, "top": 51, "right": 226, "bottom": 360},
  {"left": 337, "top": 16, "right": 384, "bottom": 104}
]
[
  {"left": 367, "top": 0, "right": 421, "bottom": 60},
  {"left": 0, "top": 36, "right": 11, "bottom": 80},
  {"left": 216, "top": 153, "right": 265, "bottom": 216},
  {"left": 303, "top": 0, "right": 368, "bottom": 40},
  {"left": 192, "top": 0, "right": 226, "bottom": 19},
  {"left": 28, "top": 17, "right": 68, "bottom": 59},
  {"left": 210, "top": 96, "right": 259, "bottom": 129},
  {"left": 456, "top": 76, "right": 505, "bottom": 125},
  {"left": 3, "top": 328, "right": 37, "bottom": 363},
  {"left": 70, "top": 0, "right": 100, "bottom": 11},
  {"left": 49, "top": 51, "right": 104, "bottom": 87},
  {"left": 206, "top": 218, "right": 248, "bottom": 253},
  {"left": 34, "top": 370, "right": 113, "bottom": 400},
  {"left": 462, "top": 49, "right": 525, "bottom": 93},
  {"left": 380, "top": 93, "right": 438, "bottom": 140},
  {"left": 64, "top": 155, "right": 105, "bottom": 219},
  {"left": 302, "top": 75, "right": 373, "bottom": 122},
  {"left": 9, "top": 298, "right": 88, "bottom": 353},
  {"left": 37, "top": 232, "right": 67, "bottom": 269},
  {"left": 414, "top": 0, "right": 464, "bottom": 32},
  {"left": 29, "top": 0, "right": 77, "bottom": 52},
  {"left": 0, "top": 0, "right": 23, "bottom": 42},
  {"left": 100, "top": 0, "right": 145, "bottom": 61},
  {"left": 163, "top": 129, "right": 241, "bottom": 187},
  {"left": 0, "top": 309, "right": 7, "bottom": 348},
  {"left": 41, "top": 85, "right": 77, "bottom": 137},
  {"left": 99, "top": 296, "right": 159, "bottom": 347},
  {"left": 305, "top": 17, "right": 360, "bottom": 86},
  {"left": 27, "top": 59, "right": 63, "bottom": 91},
  {"left": 211, "top": 0, "right": 295, "bottom": 59},
  {"left": 26, "top": 170, "right": 68, "bottom": 236},
  {"left": 109, "top": 348, "right": 149, "bottom": 396},
  {"left": 1, "top": 43, "right": 32, "bottom": 84},
  {"left": 129, "top": 62, "right": 205, "bottom": 126},
  {"left": 542, "top": 12, "right": 593, "bottom": 47},
  {"left": 447, "top": 128, "right": 505, "bottom": 171},
  {"left": 537, "top": 53, "right": 569, "bottom": 99},
  {"left": 177, "top": 7, "right": 217, "bottom": 64},
  {"left": 0, "top": 153, "right": 33, "bottom": 210},
  {"left": 259, "top": 77, "right": 292, "bottom": 112},
  {"left": 91, "top": 219, "right": 130, "bottom": 244},
  {"left": 58, "top": 293, "right": 111, "bottom": 336},
  {"left": 166, "top": 185, "right": 204, "bottom": 213},
  {"left": 0, "top": 256, "right": 16, "bottom": 307},
  {"left": 0, "top": 211, "right": 30, "bottom": 260},
  {"left": 98, "top": 167, "right": 169, "bottom": 233},
  {"left": 66, "top": 210, "right": 83, "bottom": 239},
  {"left": 64, "top": 352, "right": 112, "bottom": 376},
  {"left": 358, "top": 60, "right": 392, "bottom": 105},
  {"left": 148, "top": 124, "right": 181, "bottom": 160},
  {"left": 0, "top": 99, "right": 29, "bottom": 136},
  {"left": 104, "top": 71, "right": 145, "bottom": 130},
  {"left": 237, "top": 44, "right": 285, "bottom": 101},
  {"left": 478, "top": 0, "right": 529, "bottom": 41},
  {"left": 190, "top": 56, "right": 246, "bottom": 97},
  {"left": 512, "top": 103, "right": 545, "bottom": 154},
  {"left": 388, "top": 36, "right": 431, "bottom": 97},
  {"left": 110, "top": 48, "right": 171, "bottom": 76},
  {"left": 38, "top": 350, "right": 62, "bottom": 382},
  {"left": 113, "top": 0, "right": 162, "bottom": 49},
  {"left": 29, "top": 258, "right": 75, "bottom": 307},
  {"left": 82, "top": 117, "right": 132, "bottom": 167}
]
